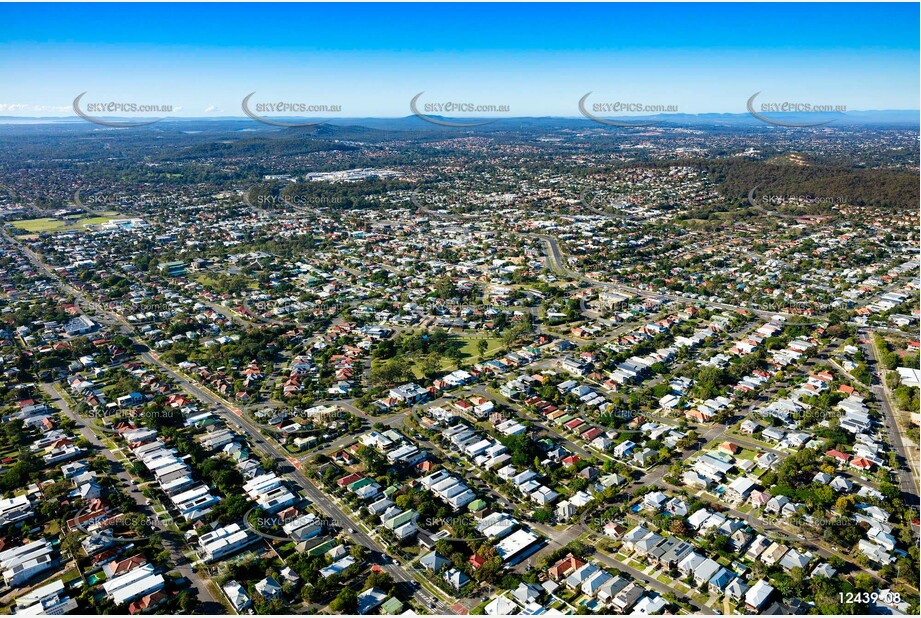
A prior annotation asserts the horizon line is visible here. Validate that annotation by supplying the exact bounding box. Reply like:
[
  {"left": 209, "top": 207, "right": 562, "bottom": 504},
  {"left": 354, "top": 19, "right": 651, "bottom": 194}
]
[{"left": 1, "top": 109, "right": 919, "bottom": 121}]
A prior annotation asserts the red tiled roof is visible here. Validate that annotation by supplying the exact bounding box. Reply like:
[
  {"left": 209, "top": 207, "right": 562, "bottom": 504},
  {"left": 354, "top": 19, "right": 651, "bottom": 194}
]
[{"left": 337, "top": 473, "right": 363, "bottom": 487}]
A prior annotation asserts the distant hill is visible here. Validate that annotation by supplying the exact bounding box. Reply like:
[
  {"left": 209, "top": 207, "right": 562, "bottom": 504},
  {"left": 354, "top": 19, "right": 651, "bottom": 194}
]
[
  {"left": 0, "top": 110, "right": 917, "bottom": 130},
  {"left": 633, "top": 157, "right": 920, "bottom": 213}
]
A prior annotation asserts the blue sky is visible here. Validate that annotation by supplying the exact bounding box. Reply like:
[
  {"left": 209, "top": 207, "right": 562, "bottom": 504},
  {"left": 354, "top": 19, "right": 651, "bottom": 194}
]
[{"left": 0, "top": 2, "right": 918, "bottom": 118}]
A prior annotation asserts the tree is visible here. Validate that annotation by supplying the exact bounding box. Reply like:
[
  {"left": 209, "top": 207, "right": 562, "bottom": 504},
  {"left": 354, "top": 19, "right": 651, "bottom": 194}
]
[
  {"left": 474, "top": 556, "right": 503, "bottom": 584},
  {"left": 434, "top": 277, "right": 457, "bottom": 299},
  {"left": 853, "top": 573, "right": 874, "bottom": 592},
  {"left": 350, "top": 544, "right": 367, "bottom": 561},
  {"left": 365, "top": 571, "right": 395, "bottom": 594},
  {"left": 669, "top": 519, "right": 690, "bottom": 536},
  {"left": 329, "top": 588, "right": 357, "bottom": 613},
  {"left": 212, "top": 494, "right": 252, "bottom": 525},
  {"left": 357, "top": 445, "right": 387, "bottom": 476},
  {"left": 533, "top": 508, "right": 552, "bottom": 524},
  {"left": 370, "top": 357, "right": 412, "bottom": 386},
  {"left": 0, "top": 419, "right": 27, "bottom": 449},
  {"left": 693, "top": 365, "right": 725, "bottom": 399},
  {"left": 879, "top": 482, "right": 900, "bottom": 502},
  {"left": 420, "top": 352, "right": 442, "bottom": 378},
  {"left": 501, "top": 327, "right": 519, "bottom": 351},
  {"left": 0, "top": 452, "right": 40, "bottom": 492},
  {"left": 260, "top": 455, "right": 278, "bottom": 473},
  {"left": 60, "top": 531, "right": 83, "bottom": 562},
  {"left": 43, "top": 481, "right": 72, "bottom": 500},
  {"left": 178, "top": 590, "right": 198, "bottom": 613},
  {"left": 477, "top": 339, "right": 489, "bottom": 360},
  {"left": 834, "top": 495, "right": 855, "bottom": 514}
]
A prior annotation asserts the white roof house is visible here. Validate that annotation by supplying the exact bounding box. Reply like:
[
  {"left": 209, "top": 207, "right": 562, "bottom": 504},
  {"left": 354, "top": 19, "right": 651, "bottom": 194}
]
[{"left": 102, "top": 563, "right": 165, "bottom": 606}]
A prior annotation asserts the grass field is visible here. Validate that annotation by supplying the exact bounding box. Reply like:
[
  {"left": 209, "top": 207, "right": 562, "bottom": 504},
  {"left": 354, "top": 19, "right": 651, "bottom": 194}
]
[
  {"left": 9, "top": 212, "right": 122, "bottom": 234},
  {"left": 457, "top": 335, "right": 504, "bottom": 359},
  {"left": 409, "top": 335, "right": 505, "bottom": 378},
  {"left": 193, "top": 273, "right": 260, "bottom": 291}
]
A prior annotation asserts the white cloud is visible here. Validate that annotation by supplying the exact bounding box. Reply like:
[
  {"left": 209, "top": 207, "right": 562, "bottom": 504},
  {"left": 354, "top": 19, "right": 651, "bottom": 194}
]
[{"left": 0, "top": 103, "right": 71, "bottom": 113}]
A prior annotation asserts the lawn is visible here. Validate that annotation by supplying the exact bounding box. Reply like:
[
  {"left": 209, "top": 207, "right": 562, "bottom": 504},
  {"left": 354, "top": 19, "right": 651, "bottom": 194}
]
[
  {"left": 734, "top": 448, "right": 757, "bottom": 461},
  {"left": 9, "top": 212, "right": 123, "bottom": 234},
  {"left": 193, "top": 273, "right": 258, "bottom": 291},
  {"left": 409, "top": 335, "right": 504, "bottom": 378},
  {"left": 458, "top": 336, "right": 504, "bottom": 359},
  {"left": 725, "top": 429, "right": 775, "bottom": 449}
]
